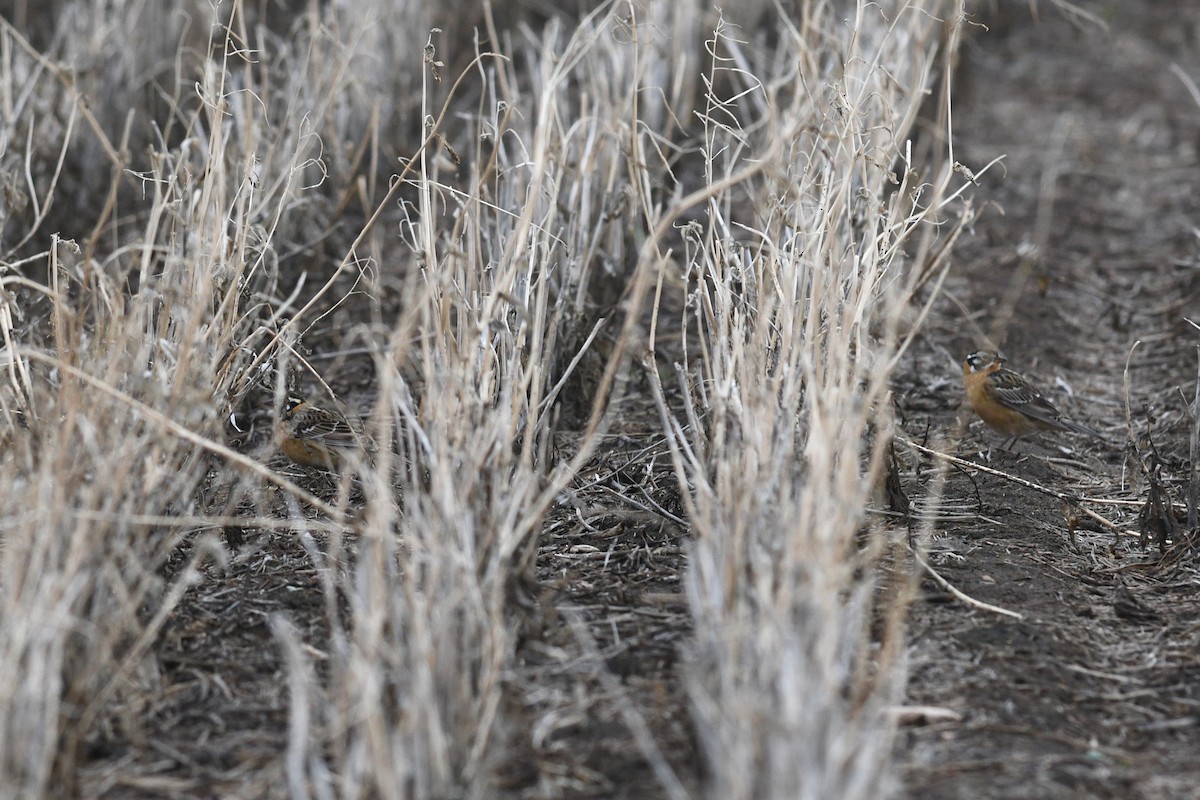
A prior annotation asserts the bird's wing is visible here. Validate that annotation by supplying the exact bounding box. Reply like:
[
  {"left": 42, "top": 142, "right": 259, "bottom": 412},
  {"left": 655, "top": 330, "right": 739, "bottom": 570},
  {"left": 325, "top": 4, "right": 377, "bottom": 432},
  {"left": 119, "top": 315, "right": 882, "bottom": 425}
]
[
  {"left": 296, "top": 409, "right": 361, "bottom": 447},
  {"left": 989, "top": 368, "right": 1069, "bottom": 428}
]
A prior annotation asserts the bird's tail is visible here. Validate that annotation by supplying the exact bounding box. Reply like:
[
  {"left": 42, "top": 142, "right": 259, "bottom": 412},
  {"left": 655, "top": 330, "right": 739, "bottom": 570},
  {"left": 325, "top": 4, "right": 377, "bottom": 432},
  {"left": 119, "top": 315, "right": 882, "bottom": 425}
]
[{"left": 1057, "top": 417, "right": 1108, "bottom": 441}]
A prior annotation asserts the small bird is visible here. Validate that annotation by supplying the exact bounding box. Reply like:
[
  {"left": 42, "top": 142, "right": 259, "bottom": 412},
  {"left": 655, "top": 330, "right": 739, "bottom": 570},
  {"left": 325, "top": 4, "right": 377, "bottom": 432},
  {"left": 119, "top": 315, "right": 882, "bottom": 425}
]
[
  {"left": 276, "top": 396, "right": 367, "bottom": 468},
  {"left": 962, "top": 350, "right": 1107, "bottom": 449}
]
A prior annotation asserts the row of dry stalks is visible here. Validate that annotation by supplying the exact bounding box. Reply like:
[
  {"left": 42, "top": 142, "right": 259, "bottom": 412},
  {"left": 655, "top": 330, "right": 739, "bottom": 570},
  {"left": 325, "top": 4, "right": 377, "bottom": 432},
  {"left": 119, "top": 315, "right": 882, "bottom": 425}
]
[{"left": 0, "top": 1, "right": 971, "bottom": 798}]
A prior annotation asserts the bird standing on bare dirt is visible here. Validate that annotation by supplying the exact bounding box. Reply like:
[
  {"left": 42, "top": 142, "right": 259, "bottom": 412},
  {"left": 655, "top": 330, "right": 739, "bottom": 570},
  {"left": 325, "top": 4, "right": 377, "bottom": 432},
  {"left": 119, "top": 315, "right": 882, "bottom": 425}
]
[
  {"left": 276, "top": 396, "right": 368, "bottom": 468},
  {"left": 962, "top": 350, "right": 1106, "bottom": 449}
]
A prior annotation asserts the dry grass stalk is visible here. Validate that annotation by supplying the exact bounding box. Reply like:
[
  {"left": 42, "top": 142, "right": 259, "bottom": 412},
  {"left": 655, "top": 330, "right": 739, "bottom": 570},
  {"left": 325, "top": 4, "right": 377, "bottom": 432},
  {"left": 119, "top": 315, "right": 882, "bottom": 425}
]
[
  {"left": 645, "top": 3, "right": 971, "bottom": 797},
  {"left": 1, "top": 0, "right": 971, "bottom": 797},
  {"left": 0, "top": 0, "right": 370, "bottom": 794},
  {"left": 285, "top": 4, "right": 669, "bottom": 797}
]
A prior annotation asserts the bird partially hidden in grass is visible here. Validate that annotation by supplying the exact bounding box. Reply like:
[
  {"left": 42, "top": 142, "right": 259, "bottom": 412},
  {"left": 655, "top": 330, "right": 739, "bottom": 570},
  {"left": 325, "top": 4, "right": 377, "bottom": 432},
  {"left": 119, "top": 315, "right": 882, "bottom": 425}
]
[
  {"left": 276, "top": 395, "right": 369, "bottom": 468},
  {"left": 962, "top": 350, "right": 1107, "bottom": 449}
]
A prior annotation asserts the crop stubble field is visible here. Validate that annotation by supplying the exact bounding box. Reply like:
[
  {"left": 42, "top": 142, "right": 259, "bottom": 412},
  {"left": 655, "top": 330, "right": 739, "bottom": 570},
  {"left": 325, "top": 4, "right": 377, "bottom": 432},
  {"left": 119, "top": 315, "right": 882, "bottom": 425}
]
[{"left": 0, "top": 1, "right": 1198, "bottom": 799}]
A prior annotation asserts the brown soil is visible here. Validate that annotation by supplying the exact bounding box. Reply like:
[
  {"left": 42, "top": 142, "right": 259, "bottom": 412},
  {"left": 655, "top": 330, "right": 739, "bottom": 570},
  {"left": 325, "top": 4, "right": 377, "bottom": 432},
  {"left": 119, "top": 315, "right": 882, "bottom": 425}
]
[{"left": 80, "top": 2, "right": 1200, "bottom": 798}]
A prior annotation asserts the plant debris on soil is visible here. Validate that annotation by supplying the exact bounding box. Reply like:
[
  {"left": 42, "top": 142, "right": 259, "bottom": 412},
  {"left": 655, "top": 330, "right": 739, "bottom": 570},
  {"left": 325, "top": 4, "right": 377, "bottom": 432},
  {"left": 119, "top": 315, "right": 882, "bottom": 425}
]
[
  {"left": 9, "top": 2, "right": 1200, "bottom": 799},
  {"left": 894, "top": 4, "right": 1200, "bottom": 799}
]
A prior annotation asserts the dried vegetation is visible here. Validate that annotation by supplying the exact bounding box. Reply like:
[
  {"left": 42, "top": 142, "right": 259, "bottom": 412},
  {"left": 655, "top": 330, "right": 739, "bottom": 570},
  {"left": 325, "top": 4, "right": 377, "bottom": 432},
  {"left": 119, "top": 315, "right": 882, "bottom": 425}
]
[{"left": 0, "top": 1, "right": 974, "bottom": 798}]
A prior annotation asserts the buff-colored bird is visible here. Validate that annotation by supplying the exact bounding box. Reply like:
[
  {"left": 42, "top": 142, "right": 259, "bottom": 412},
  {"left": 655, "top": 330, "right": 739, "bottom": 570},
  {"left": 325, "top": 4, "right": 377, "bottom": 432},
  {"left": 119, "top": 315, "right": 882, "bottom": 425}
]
[{"left": 962, "top": 350, "right": 1106, "bottom": 448}]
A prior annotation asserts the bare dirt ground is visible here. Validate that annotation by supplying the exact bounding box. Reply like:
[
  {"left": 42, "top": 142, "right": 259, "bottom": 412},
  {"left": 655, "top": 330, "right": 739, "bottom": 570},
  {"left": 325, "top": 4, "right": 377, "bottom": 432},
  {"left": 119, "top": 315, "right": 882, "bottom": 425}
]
[
  {"left": 896, "top": 3, "right": 1200, "bottom": 799},
  {"left": 76, "top": 3, "right": 1200, "bottom": 799}
]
